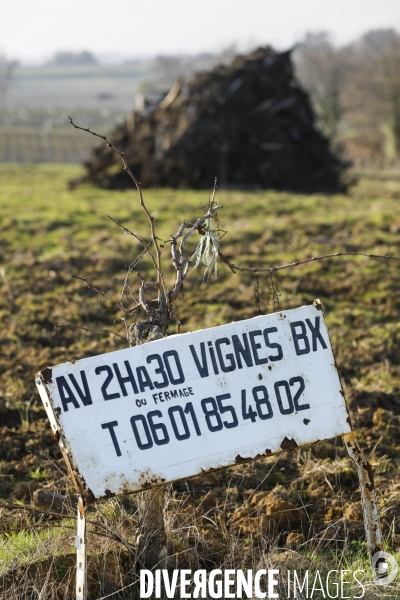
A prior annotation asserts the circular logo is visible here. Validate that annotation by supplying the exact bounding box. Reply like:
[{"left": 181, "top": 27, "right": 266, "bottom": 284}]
[{"left": 372, "top": 551, "right": 398, "bottom": 585}]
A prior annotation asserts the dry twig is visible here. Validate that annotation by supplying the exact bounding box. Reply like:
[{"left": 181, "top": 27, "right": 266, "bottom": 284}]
[
  {"left": 54, "top": 323, "right": 126, "bottom": 340},
  {"left": 70, "top": 275, "right": 123, "bottom": 309},
  {"left": 68, "top": 116, "right": 167, "bottom": 303},
  {"left": 226, "top": 251, "right": 400, "bottom": 274}
]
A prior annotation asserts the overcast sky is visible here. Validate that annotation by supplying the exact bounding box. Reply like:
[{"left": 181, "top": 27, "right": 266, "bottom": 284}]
[{"left": 2, "top": 0, "right": 400, "bottom": 63}]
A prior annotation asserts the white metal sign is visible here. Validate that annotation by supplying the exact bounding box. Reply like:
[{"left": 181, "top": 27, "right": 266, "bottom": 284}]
[{"left": 35, "top": 302, "right": 351, "bottom": 502}]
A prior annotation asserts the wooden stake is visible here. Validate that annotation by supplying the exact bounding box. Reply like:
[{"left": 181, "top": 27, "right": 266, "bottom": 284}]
[{"left": 342, "top": 431, "right": 383, "bottom": 564}]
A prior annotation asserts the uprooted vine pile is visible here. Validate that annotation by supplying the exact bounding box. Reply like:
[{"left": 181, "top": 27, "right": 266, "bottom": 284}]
[{"left": 76, "top": 47, "right": 347, "bottom": 193}]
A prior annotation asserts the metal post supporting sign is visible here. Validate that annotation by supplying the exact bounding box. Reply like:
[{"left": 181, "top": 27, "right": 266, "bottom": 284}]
[
  {"left": 34, "top": 301, "right": 383, "bottom": 595},
  {"left": 76, "top": 496, "right": 87, "bottom": 600}
]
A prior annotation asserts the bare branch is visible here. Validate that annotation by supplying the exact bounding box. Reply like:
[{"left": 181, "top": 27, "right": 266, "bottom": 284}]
[
  {"left": 96, "top": 506, "right": 136, "bottom": 558},
  {"left": 107, "top": 215, "right": 147, "bottom": 245},
  {"left": 207, "top": 177, "right": 218, "bottom": 212},
  {"left": 55, "top": 323, "right": 126, "bottom": 340},
  {"left": 253, "top": 271, "right": 261, "bottom": 315},
  {"left": 226, "top": 251, "right": 400, "bottom": 274},
  {"left": 119, "top": 264, "right": 141, "bottom": 338},
  {"left": 107, "top": 215, "right": 158, "bottom": 270},
  {"left": 1, "top": 502, "right": 77, "bottom": 520},
  {"left": 68, "top": 116, "right": 138, "bottom": 186},
  {"left": 217, "top": 249, "right": 236, "bottom": 273},
  {"left": 68, "top": 116, "right": 167, "bottom": 304},
  {"left": 119, "top": 246, "right": 157, "bottom": 314},
  {"left": 71, "top": 275, "right": 123, "bottom": 308},
  {"left": 113, "top": 278, "right": 140, "bottom": 305},
  {"left": 138, "top": 281, "right": 160, "bottom": 314}
]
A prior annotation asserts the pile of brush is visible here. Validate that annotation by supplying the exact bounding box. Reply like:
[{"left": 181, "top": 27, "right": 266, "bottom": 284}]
[{"left": 77, "top": 47, "right": 347, "bottom": 192}]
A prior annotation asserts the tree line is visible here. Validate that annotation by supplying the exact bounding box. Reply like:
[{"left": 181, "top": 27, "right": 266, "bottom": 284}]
[{"left": 294, "top": 28, "right": 400, "bottom": 168}]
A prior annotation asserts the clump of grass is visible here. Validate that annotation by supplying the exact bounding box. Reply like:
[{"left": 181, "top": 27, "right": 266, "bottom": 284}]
[{"left": 0, "top": 526, "right": 74, "bottom": 573}]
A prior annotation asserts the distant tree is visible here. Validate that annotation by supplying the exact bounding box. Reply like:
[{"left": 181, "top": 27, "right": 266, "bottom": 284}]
[
  {"left": 294, "top": 28, "right": 400, "bottom": 165},
  {"left": 293, "top": 32, "right": 343, "bottom": 139},
  {"left": 0, "top": 54, "right": 17, "bottom": 105},
  {"left": 153, "top": 46, "right": 238, "bottom": 89},
  {"left": 48, "top": 51, "right": 98, "bottom": 67},
  {"left": 352, "top": 29, "right": 400, "bottom": 160}
]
